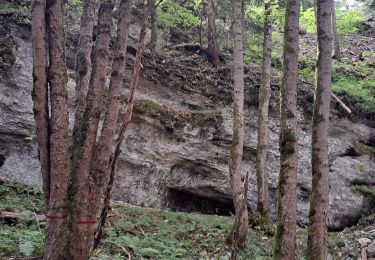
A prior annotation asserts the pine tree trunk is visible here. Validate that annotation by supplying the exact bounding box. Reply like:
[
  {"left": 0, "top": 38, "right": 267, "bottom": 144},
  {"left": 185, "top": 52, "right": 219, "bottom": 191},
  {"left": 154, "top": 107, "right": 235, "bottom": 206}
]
[
  {"left": 94, "top": 1, "right": 150, "bottom": 249},
  {"left": 273, "top": 0, "right": 300, "bottom": 258},
  {"left": 307, "top": 0, "right": 333, "bottom": 258},
  {"left": 230, "top": 0, "right": 248, "bottom": 257},
  {"left": 332, "top": 3, "right": 341, "bottom": 61},
  {"left": 207, "top": 0, "right": 219, "bottom": 66},
  {"left": 73, "top": 0, "right": 97, "bottom": 135},
  {"left": 256, "top": 0, "right": 273, "bottom": 223},
  {"left": 31, "top": 0, "right": 50, "bottom": 207},
  {"left": 149, "top": 0, "right": 158, "bottom": 51},
  {"left": 44, "top": 0, "right": 70, "bottom": 258}
]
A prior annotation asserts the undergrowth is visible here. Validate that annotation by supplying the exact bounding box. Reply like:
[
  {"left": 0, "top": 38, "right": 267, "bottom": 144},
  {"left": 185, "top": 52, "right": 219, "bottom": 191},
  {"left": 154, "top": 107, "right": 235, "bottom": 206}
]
[{"left": 0, "top": 182, "right": 367, "bottom": 259}]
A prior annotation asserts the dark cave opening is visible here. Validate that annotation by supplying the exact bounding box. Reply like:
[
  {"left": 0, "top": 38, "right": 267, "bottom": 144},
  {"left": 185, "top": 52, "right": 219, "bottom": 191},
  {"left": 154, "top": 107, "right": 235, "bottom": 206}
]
[
  {"left": 166, "top": 189, "right": 235, "bottom": 216},
  {"left": 0, "top": 154, "right": 5, "bottom": 167}
]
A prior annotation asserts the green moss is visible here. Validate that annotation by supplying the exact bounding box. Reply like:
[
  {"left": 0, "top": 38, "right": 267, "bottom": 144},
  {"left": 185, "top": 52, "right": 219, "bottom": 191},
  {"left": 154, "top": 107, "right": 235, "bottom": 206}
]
[
  {"left": 279, "top": 128, "right": 297, "bottom": 155},
  {"left": 0, "top": 34, "right": 16, "bottom": 67},
  {"left": 353, "top": 185, "right": 375, "bottom": 197},
  {"left": 272, "top": 221, "right": 284, "bottom": 259},
  {"left": 134, "top": 99, "right": 223, "bottom": 131},
  {"left": 355, "top": 143, "right": 375, "bottom": 156}
]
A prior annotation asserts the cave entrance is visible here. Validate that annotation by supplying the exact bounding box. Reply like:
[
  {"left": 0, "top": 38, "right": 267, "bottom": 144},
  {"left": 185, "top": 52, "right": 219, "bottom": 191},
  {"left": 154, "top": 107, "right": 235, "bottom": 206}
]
[
  {"left": 166, "top": 189, "right": 235, "bottom": 216},
  {"left": 0, "top": 154, "right": 5, "bottom": 167}
]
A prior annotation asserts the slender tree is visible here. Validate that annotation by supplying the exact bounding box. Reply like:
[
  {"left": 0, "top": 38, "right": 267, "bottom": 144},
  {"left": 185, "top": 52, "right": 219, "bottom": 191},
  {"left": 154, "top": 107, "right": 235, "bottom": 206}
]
[
  {"left": 44, "top": 0, "right": 70, "bottom": 257},
  {"left": 94, "top": 1, "right": 150, "bottom": 248},
  {"left": 73, "top": 0, "right": 97, "bottom": 133},
  {"left": 230, "top": 0, "right": 248, "bottom": 258},
  {"left": 255, "top": 0, "right": 273, "bottom": 223},
  {"left": 307, "top": 0, "right": 333, "bottom": 258},
  {"left": 149, "top": 0, "right": 157, "bottom": 51},
  {"left": 331, "top": 2, "right": 341, "bottom": 61},
  {"left": 272, "top": 0, "right": 300, "bottom": 258},
  {"left": 31, "top": 0, "right": 50, "bottom": 207},
  {"left": 207, "top": 0, "right": 220, "bottom": 66},
  {"left": 90, "top": 0, "right": 133, "bottom": 229}
]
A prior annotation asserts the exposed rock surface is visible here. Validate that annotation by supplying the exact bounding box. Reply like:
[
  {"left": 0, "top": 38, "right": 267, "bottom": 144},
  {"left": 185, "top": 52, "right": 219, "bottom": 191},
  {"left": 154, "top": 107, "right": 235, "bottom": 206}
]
[{"left": 0, "top": 20, "right": 374, "bottom": 231}]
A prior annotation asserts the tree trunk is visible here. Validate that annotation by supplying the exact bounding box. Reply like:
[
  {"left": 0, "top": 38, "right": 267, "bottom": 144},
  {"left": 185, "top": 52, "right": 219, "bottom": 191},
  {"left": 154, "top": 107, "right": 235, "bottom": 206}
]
[
  {"left": 256, "top": 0, "right": 273, "bottom": 223},
  {"left": 272, "top": 0, "right": 300, "bottom": 259},
  {"left": 89, "top": 0, "right": 133, "bottom": 250},
  {"left": 230, "top": 0, "right": 248, "bottom": 257},
  {"left": 149, "top": 0, "right": 158, "bottom": 51},
  {"left": 207, "top": 0, "right": 219, "bottom": 66},
  {"left": 332, "top": 3, "right": 341, "bottom": 61},
  {"left": 31, "top": 0, "right": 50, "bottom": 207},
  {"left": 73, "top": 0, "right": 97, "bottom": 136},
  {"left": 66, "top": 0, "right": 114, "bottom": 258},
  {"left": 94, "top": 0, "right": 150, "bottom": 249},
  {"left": 307, "top": 0, "right": 333, "bottom": 258},
  {"left": 44, "top": 0, "right": 70, "bottom": 258}
]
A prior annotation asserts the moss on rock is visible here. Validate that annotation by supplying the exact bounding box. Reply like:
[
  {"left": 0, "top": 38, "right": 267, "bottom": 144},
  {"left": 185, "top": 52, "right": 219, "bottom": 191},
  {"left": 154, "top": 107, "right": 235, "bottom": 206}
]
[{"left": 134, "top": 99, "right": 223, "bottom": 131}]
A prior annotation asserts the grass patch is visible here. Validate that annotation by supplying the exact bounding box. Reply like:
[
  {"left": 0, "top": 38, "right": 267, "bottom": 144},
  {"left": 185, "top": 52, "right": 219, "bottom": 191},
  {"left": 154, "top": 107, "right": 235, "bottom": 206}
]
[{"left": 332, "top": 77, "right": 375, "bottom": 117}]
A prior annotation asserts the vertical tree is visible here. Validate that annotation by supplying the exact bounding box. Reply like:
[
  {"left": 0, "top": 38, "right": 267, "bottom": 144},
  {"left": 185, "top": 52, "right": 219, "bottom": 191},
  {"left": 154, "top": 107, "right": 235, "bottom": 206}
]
[
  {"left": 230, "top": 0, "right": 248, "bottom": 258},
  {"left": 73, "top": 0, "right": 97, "bottom": 132},
  {"left": 272, "top": 0, "right": 300, "bottom": 258},
  {"left": 44, "top": 0, "right": 70, "bottom": 257},
  {"left": 307, "top": 0, "right": 333, "bottom": 258},
  {"left": 207, "top": 0, "right": 220, "bottom": 66},
  {"left": 332, "top": 2, "right": 341, "bottom": 61},
  {"left": 149, "top": 0, "right": 158, "bottom": 51},
  {"left": 31, "top": 0, "right": 149, "bottom": 257},
  {"left": 94, "top": 0, "right": 149, "bottom": 248},
  {"left": 31, "top": 0, "right": 49, "bottom": 207},
  {"left": 255, "top": 0, "right": 273, "bottom": 223}
]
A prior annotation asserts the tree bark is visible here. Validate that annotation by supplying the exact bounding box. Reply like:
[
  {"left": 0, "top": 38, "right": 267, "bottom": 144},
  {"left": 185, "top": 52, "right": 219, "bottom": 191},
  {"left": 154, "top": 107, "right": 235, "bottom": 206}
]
[
  {"left": 44, "top": 0, "right": 70, "bottom": 258},
  {"left": 149, "top": 0, "right": 158, "bottom": 51},
  {"left": 207, "top": 0, "right": 219, "bottom": 66},
  {"left": 272, "top": 0, "right": 300, "bottom": 259},
  {"left": 332, "top": 3, "right": 341, "bottom": 61},
  {"left": 73, "top": 0, "right": 97, "bottom": 136},
  {"left": 65, "top": 0, "right": 114, "bottom": 258},
  {"left": 230, "top": 0, "right": 248, "bottom": 257},
  {"left": 94, "top": 0, "right": 150, "bottom": 249},
  {"left": 256, "top": 0, "right": 273, "bottom": 223},
  {"left": 307, "top": 0, "right": 333, "bottom": 258},
  {"left": 90, "top": 0, "right": 133, "bottom": 248},
  {"left": 31, "top": 0, "right": 50, "bottom": 207}
]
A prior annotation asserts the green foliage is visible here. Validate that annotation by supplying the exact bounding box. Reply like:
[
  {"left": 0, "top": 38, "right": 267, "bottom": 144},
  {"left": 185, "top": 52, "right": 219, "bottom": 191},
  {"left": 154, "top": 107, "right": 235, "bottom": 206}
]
[
  {"left": 157, "top": 0, "right": 199, "bottom": 29},
  {"left": 298, "top": 67, "right": 314, "bottom": 80},
  {"left": 299, "top": 8, "right": 316, "bottom": 34},
  {"left": 65, "top": 0, "right": 82, "bottom": 30},
  {"left": 0, "top": 184, "right": 355, "bottom": 258},
  {"left": 244, "top": 34, "right": 264, "bottom": 64},
  {"left": 0, "top": 183, "right": 44, "bottom": 258},
  {"left": 332, "top": 77, "right": 375, "bottom": 116},
  {"left": 300, "top": 8, "right": 365, "bottom": 35},
  {"left": 336, "top": 9, "right": 365, "bottom": 35}
]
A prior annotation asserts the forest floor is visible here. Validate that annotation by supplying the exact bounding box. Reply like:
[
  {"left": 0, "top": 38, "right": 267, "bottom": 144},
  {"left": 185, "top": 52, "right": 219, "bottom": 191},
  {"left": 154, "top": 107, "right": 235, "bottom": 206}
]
[{"left": 1, "top": 181, "right": 374, "bottom": 259}]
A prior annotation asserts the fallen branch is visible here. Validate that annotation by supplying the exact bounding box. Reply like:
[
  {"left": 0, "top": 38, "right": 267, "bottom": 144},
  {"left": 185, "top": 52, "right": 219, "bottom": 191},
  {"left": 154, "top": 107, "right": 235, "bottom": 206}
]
[
  {"left": 331, "top": 92, "right": 352, "bottom": 115},
  {"left": 0, "top": 211, "right": 19, "bottom": 221},
  {"left": 301, "top": 80, "right": 352, "bottom": 115}
]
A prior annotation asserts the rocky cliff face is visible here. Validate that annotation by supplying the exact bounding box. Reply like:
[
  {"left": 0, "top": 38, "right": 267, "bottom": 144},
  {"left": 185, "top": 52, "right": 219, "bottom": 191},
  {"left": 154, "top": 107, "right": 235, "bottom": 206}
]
[{"left": 1, "top": 19, "right": 374, "bottom": 231}]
